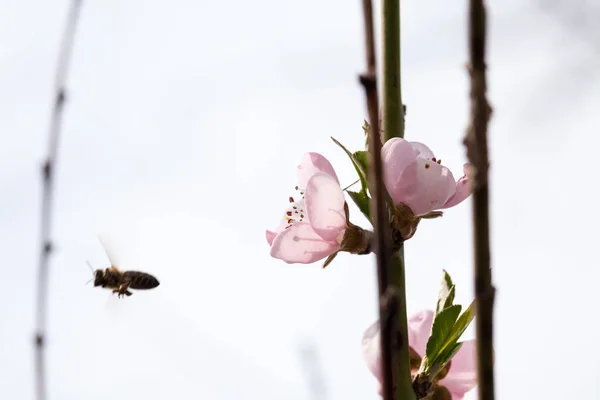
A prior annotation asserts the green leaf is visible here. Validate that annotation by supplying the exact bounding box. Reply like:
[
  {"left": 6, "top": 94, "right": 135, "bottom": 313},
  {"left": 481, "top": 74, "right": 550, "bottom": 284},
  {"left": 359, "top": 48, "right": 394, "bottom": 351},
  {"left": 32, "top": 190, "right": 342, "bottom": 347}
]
[
  {"left": 362, "top": 120, "right": 370, "bottom": 150},
  {"left": 425, "top": 304, "right": 462, "bottom": 362},
  {"left": 347, "top": 190, "right": 372, "bottom": 224},
  {"left": 444, "top": 300, "right": 477, "bottom": 348},
  {"left": 353, "top": 150, "right": 369, "bottom": 176},
  {"left": 435, "top": 342, "right": 463, "bottom": 370},
  {"left": 331, "top": 136, "right": 368, "bottom": 192},
  {"left": 429, "top": 301, "right": 477, "bottom": 368},
  {"left": 436, "top": 270, "right": 455, "bottom": 315}
]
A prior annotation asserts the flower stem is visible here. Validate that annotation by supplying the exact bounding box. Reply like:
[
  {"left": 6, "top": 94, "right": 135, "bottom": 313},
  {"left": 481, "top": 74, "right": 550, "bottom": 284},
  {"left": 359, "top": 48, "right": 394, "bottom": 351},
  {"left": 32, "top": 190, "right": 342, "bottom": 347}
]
[
  {"left": 358, "top": 0, "right": 414, "bottom": 399},
  {"left": 464, "top": 1, "right": 495, "bottom": 400},
  {"left": 381, "top": 0, "right": 413, "bottom": 399}
]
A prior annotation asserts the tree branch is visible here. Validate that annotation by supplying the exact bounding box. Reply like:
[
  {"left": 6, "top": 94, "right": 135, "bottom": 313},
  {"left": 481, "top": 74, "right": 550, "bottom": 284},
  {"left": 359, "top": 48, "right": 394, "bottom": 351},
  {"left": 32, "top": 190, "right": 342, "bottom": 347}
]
[
  {"left": 358, "top": 0, "right": 413, "bottom": 399},
  {"left": 35, "top": 1, "right": 84, "bottom": 400},
  {"left": 463, "top": 1, "right": 495, "bottom": 400},
  {"left": 381, "top": 0, "right": 413, "bottom": 399}
]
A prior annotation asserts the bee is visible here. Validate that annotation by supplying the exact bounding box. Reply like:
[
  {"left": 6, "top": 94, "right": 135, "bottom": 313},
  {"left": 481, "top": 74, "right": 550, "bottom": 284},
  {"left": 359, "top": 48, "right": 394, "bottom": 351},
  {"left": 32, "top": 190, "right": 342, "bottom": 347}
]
[{"left": 86, "top": 234, "right": 160, "bottom": 298}]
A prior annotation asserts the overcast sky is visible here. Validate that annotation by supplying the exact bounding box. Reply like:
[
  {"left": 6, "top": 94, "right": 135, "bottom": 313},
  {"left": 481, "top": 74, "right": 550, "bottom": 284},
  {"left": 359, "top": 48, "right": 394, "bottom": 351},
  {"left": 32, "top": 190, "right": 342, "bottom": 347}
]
[{"left": 1, "top": 0, "right": 599, "bottom": 399}]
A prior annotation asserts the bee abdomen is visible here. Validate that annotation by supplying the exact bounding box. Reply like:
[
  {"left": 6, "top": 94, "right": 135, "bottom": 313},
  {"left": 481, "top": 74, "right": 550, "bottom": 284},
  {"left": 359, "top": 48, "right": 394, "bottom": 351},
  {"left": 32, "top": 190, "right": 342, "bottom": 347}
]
[{"left": 124, "top": 271, "right": 160, "bottom": 290}]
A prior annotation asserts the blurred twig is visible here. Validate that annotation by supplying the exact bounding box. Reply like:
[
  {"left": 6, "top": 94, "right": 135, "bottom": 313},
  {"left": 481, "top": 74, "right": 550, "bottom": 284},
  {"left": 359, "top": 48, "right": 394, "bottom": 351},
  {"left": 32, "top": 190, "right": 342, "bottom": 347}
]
[
  {"left": 298, "top": 341, "right": 328, "bottom": 400},
  {"left": 463, "top": 1, "right": 495, "bottom": 400},
  {"left": 34, "top": 1, "right": 84, "bottom": 400},
  {"left": 358, "top": 0, "right": 413, "bottom": 399}
]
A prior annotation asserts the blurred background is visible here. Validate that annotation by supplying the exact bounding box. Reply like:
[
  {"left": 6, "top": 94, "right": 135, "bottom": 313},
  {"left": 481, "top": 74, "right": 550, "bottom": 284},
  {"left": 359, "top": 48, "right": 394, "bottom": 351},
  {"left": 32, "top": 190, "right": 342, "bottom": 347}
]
[{"left": 1, "top": 0, "right": 599, "bottom": 399}]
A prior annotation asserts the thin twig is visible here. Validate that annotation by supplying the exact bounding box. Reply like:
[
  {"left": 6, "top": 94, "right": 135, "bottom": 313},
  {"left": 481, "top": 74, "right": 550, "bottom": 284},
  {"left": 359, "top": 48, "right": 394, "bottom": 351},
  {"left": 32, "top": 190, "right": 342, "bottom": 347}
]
[
  {"left": 34, "top": 1, "right": 84, "bottom": 400},
  {"left": 463, "top": 1, "right": 495, "bottom": 400},
  {"left": 382, "top": 0, "right": 404, "bottom": 141},
  {"left": 298, "top": 341, "right": 329, "bottom": 400},
  {"left": 357, "top": 0, "right": 393, "bottom": 399}
]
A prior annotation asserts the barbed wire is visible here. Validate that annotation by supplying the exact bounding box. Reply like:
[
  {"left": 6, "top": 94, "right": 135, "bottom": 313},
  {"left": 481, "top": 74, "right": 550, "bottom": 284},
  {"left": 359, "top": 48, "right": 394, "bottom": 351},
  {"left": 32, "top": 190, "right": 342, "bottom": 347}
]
[{"left": 34, "top": 1, "right": 84, "bottom": 399}]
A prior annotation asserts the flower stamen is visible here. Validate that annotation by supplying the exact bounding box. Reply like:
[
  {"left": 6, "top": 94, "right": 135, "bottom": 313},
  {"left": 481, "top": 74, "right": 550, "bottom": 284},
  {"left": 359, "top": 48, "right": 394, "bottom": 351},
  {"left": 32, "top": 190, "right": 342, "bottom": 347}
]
[{"left": 282, "top": 192, "right": 308, "bottom": 229}]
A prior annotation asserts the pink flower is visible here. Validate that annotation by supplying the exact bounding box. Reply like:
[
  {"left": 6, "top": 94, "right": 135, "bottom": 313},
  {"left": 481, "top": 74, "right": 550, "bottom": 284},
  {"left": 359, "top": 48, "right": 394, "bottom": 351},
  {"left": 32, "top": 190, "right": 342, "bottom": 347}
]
[
  {"left": 362, "top": 310, "right": 477, "bottom": 399},
  {"left": 265, "top": 153, "right": 347, "bottom": 264},
  {"left": 382, "top": 138, "right": 472, "bottom": 216}
]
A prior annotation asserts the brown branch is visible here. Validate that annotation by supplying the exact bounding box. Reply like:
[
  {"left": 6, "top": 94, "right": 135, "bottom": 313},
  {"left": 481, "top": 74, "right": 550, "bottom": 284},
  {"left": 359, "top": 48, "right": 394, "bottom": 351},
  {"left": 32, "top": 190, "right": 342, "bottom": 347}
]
[
  {"left": 464, "top": 1, "right": 495, "bottom": 400},
  {"left": 34, "top": 1, "right": 84, "bottom": 400},
  {"left": 357, "top": 1, "right": 395, "bottom": 399}
]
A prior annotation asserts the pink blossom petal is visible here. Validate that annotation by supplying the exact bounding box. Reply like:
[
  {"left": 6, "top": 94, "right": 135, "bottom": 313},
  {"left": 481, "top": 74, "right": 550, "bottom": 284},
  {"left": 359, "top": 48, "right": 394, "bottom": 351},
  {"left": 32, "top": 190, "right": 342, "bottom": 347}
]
[
  {"left": 440, "top": 340, "right": 477, "bottom": 396},
  {"left": 304, "top": 172, "right": 346, "bottom": 241},
  {"left": 410, "top": 141, "right": 436, "bottom": 159},
  {"left": 269, "top": 222, "right": 339, "bottom": 264},
  {"left": 407, "top": 309, "right": 435, "bottom": 357},
  {"left": 398, "top": 158, "right": 457, "bottom": 216},
  {"left": 361, "top": 320, "right": 382, "bottom": 382},
  {"left": 297, "top": 152, "right": 340, "bottom": 189},
  {"left": 266, "top": 230, "right": 278, "bottom": 246},
  {"left": 266, "top": 216, "right": 294, "bottom": 246},
  {"left": 441, "top": 164, "right": 472, "bottom": 210},
  {"left": 382, "top": 138, "right": 420, "bottom": 205},
  {"left": 449, "top": 392, "right": 465, "bottom": 400}
]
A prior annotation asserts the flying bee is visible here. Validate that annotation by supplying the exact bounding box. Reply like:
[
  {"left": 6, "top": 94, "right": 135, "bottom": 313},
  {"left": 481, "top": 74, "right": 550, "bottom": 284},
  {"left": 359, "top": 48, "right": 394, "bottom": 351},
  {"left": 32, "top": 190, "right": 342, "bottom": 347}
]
[{"left": 86, "top": 234, "right": 160, "bottom": 298}]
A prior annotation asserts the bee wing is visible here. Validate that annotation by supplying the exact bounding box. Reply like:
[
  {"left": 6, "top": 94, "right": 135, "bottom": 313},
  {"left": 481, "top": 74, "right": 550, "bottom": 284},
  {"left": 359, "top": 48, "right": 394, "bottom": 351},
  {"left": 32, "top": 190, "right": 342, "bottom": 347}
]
[
  {"left": 104, "top": 292, "right": 121, "bottom": 311},
  {"left": 97, "top": 232, "right": 123, "bottom": 268}
]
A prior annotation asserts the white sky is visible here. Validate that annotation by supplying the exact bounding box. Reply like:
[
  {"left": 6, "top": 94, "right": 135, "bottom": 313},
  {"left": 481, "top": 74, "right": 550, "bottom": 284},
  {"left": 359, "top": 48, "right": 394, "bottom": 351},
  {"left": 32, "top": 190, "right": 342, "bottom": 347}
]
[{"left": 1, "top": 0, "right": 599, "bottom": 399}]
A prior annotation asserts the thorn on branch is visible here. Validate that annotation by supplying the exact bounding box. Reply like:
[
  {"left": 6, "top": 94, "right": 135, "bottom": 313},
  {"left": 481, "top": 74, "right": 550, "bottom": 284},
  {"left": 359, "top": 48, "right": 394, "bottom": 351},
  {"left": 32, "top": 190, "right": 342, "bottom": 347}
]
[
  {"left": 42, "top": 161, "right": 52, "bottom": 180},
  {"left": 56, "top": 89, "right": 66, "bottom": 106},
  {"left": 359, "top": 73, "right": 377, "bottom": 89},
  {"left": 43, "top": 242, "right": 53, "bottom": 254}
]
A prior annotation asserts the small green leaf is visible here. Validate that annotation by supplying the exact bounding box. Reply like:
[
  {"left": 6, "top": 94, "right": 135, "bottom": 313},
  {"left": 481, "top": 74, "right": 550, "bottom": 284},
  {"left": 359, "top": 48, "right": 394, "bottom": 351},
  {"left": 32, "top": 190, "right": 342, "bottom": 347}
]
[
  {"left": 353, "top": 150, "right": 369, "bottom": 176},
  {"left": 435, "top": 341, "right": 463, "bottom": 371},
  {"left": 444, "top": 300, "right": 477, "bottom": 348},
  {"left": 420, "top": 211, "right": 444, "bottom": 220},
  {"left": 347, "top": 190, "right": 372, "bottom": 224},
  {"left": 322, "top": 251, "right": 339, "bottom": 268},
  {"left": 425, "top": 304, "right": 462, "bottom": 362},
  {"left": 436, "top": 270, "right": 455, "bottom": 315},
  {"left": 362, "top": 120, "right": 370, "bottom": 150},
  {"left": 330, "top": 136, "right": 368, "bottom": 192},
  {"left": 429, "top": 301, "right": 477, "bottom": 368}
]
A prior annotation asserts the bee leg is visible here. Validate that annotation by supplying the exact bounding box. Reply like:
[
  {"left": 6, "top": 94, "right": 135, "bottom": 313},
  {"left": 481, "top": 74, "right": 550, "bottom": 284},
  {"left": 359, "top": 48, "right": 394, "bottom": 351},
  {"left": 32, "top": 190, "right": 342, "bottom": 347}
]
[{"left": 115, "top": 283, "right": 132, "bottom": 299}]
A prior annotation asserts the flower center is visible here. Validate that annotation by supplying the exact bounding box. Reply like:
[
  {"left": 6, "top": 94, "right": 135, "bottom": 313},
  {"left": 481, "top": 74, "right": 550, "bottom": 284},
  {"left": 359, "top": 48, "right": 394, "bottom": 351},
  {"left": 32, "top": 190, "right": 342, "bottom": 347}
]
[
  {"left": 424, "top": 157, "right": 443, "bottom": 170},
  {"left": 283, "top": 186, "right": 308, "bottom": 229}
]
